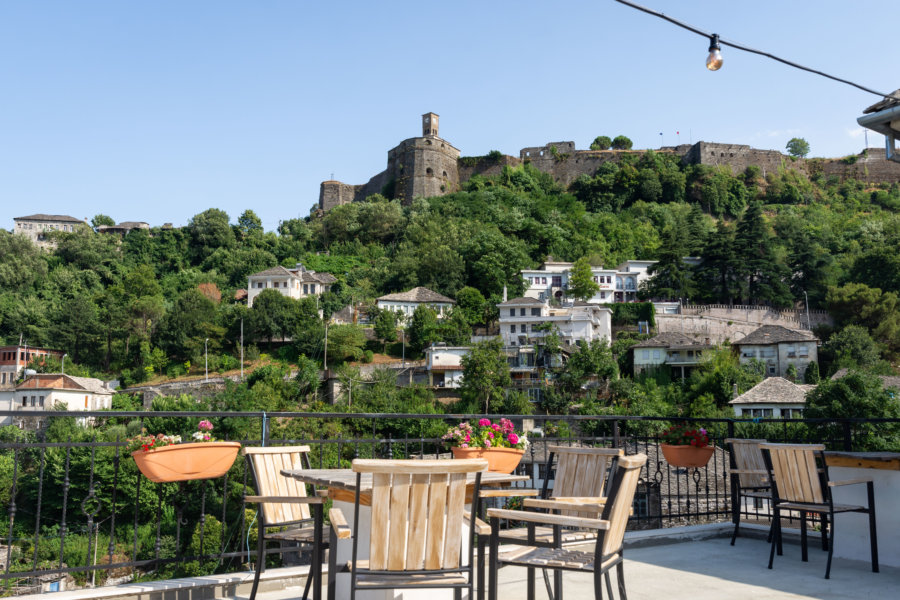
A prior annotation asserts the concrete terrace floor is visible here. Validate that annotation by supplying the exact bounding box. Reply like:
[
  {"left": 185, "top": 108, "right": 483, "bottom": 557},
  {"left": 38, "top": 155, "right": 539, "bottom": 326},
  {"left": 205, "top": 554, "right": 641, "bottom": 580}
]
[{"left": 245, "top": 533, "right": 898, "bottom": 600}]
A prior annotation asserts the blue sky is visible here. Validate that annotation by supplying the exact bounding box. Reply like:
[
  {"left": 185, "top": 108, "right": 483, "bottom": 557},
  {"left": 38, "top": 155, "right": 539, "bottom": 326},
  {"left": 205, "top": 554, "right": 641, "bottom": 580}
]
[{"left": 2, "top": 1, "right": 895, "bottom": 232}]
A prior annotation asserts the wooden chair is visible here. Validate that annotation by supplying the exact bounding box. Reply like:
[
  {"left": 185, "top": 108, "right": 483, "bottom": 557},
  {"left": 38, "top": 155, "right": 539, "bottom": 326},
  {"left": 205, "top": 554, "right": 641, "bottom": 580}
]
[
  {"left": 242, "top": 446, "right": 326, "bottom": 600},
  {"left": 486, "top": 453, "right": 647, "bottom": 600},
  {"left": 475, "top": 446, "right": 623, "bottom": 600},
  {"left": 725, "top": 438, "right": 771, "bottom": 545},
  {"left": 328, "top": 458, "right": 487, "bottom": 600},
  {"left": 760, "top": 443, "right": 878, "bottom": 579}
]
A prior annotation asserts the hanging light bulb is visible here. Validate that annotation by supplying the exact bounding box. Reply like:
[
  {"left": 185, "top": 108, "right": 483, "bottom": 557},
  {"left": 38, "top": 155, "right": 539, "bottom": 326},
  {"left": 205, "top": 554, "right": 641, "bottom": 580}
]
[{"left": 706, "top": 34, "right": 723, "bottom": 71}]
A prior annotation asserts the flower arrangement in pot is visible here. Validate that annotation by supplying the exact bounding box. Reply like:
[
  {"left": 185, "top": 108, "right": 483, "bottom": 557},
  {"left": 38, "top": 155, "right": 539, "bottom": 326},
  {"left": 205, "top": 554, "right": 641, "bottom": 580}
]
[
  {"left": 128, "top": 421, "right": 241, "bottom": 483},
  {"left": 659, "top": 422, "right": 714, "bottom": 468},
  {"left": 442, "top": 418, "right": 529, "bottom": 473}
]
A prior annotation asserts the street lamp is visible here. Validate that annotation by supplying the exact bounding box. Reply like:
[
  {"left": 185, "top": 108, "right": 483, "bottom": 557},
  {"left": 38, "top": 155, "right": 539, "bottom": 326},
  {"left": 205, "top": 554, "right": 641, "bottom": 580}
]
[
  {"left": 204, "top": 338, "right": 209, "bottom": 382},
  {"left": 61, "top": 354, "right": 67, "bottom": 375},
  {"left": 803, "top": 291, "right": 811, "bottom": 331}
]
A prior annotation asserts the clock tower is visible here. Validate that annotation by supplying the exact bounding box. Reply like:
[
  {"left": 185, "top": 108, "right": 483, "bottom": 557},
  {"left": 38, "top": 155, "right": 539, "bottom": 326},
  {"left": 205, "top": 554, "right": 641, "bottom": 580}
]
[{"left": 422, "top": 112, "right": 439, "bottom": 137}]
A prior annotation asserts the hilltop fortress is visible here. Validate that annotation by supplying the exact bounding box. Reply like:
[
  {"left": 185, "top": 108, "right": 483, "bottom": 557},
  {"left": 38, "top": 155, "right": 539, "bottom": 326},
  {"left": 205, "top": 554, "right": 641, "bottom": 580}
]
[{"left": 319, "top": 113, "right": 900, "bottom": 211}]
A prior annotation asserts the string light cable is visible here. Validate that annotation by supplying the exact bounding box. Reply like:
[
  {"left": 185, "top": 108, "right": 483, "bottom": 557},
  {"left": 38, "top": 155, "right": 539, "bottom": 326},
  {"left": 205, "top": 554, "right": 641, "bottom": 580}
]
[{"left": 613, "top": 0, "right": 892, "bottom": 99}]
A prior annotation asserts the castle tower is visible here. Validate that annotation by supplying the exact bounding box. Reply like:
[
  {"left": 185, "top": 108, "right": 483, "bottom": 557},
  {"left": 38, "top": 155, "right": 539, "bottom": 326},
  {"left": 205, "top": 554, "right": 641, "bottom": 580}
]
[{"left": 422, "top": 112, "right": 439, "bottom": 137}]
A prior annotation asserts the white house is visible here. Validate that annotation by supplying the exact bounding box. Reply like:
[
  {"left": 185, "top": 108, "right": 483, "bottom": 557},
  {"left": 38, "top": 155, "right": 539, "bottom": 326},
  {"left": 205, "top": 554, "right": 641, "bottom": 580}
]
[
  {"left": 13, "top": 214, "right": 87, "bottom": 249},
  {"left": 497, "top": 297, "right": 612, "bottom": 347},
  {"left": 247, "top": 263, "right": 337, "bottom": 307},
  {"left": 631, "top": 332, "right": 712, "bottom": 378},
  {"left": 5, "top": 374, "right": 114, "bottom": 427},
  {"left": 521, "top": 259, "right": 656, "bottom": 304},
  {"left": 424, "top": 344, "right": 468, "bottom": 388},
  {"left": 1, "top": 345, "right": 66, "bottom": 388},
  {"left": 376, "top": 287, "right": 455, "bottom": 320},
  {"left": 729, "top": 377, "right": 813, "bottom": 419},
  {"left": 733, "top": 325, "right": 819, "bottom": 379}
]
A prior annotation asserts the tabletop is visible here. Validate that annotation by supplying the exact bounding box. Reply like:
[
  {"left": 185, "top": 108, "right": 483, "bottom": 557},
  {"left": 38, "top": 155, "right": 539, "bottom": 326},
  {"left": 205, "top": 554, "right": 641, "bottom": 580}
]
[
  {"left": 825, "top": 451, "right": 900, "bottom": 471},
  {"left": 281, "top": 467, "right": 530, "bottom": 493}
]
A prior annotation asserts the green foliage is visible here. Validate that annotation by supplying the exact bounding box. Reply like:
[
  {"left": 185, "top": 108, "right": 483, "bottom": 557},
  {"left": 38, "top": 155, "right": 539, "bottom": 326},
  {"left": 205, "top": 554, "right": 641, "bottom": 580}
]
[
  {"left": 786, "top": 137, "right": 810, "bottom": 158},
  {"left": 611, "top": 135, "right": 633, "bottom": 150},
  {"left": 567, "top": 257, "right": 600, "bottom": 301},
  {"left": 460, "top": 338, "right": 511, "bottom": 413},
  {"left": 407, "top": 305, "right": 439, "bottom": 355},
  {"left": 590, "top": 136, "right": 612, "bottom": 151}
]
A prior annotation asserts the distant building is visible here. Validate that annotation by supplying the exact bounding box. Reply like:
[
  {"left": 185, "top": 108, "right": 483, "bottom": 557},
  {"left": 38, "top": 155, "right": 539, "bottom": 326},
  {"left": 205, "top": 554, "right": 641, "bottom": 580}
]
[
  {"left": 497, "top": 297, "right": 612, "bottom": 347},
  {"left": 631, "top": 333, "right": 712, "bottom": 378},
  {"left": 0, "top": 345, "right": 65, "bottom": 388},
  {"left": 246, "top": 263, "right": 337, "bottom": 308},
  {"left": 729, "top": 377, "right": 813, "bottom": 419},
  {"left": 733, "top": 325, "right": 819, "bottom": 379},
  {"left": 424, "top": 344, "right": 468, "bottom": 388},
  {"left": 96, "top": 221, "right": 150, "bottom": 235},
  {"left": 376, "top": 287, "right": 455, "bottom": 320},
  {"left": 1, "top": 374, "right": 114, "bottom": 427},
  {"left": 13, "top": 214, "right": 87, "bottom": 249},
  {"left": 520, "top": 259, "right": 656, "bottom": 304}
]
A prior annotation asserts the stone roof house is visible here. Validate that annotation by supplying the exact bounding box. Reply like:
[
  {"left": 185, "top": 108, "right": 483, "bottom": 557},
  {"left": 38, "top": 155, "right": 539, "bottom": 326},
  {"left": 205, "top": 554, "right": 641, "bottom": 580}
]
[
  {"left": 13, "top": 214, "right": 87, "bottom": 249},
  {"left": 1, "top": 374, "right": 114, "bottom": 427},
  {"left": 733, "top": 325, "right": 818, "bottom": 380},
  {"left": 729, "top": 377, "right": 814, "bottom": 419},
  {"left": 246, "top": 263, "right": 337, "bottom": 307},
  {"left": 376, "top": 287, "right": 455, "bottom": 320},
  {"left": 632, "top": 332, "right": 712, "bottom": 377}
]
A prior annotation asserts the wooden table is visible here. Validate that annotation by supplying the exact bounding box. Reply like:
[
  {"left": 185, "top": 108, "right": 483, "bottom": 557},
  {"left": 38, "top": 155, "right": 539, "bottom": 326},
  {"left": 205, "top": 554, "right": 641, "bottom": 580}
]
[
  {"left": 282, "top": 468, "right": 530, "bottom": 600},
  {"left": 826, "top": 451, "right": 900, "bottom": 567}
]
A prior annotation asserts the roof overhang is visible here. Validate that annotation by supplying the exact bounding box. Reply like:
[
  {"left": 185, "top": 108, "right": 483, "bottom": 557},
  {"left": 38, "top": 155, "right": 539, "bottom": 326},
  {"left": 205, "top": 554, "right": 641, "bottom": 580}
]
[{"left": 857, "top": 105, "right": 900, "bottom": 163}]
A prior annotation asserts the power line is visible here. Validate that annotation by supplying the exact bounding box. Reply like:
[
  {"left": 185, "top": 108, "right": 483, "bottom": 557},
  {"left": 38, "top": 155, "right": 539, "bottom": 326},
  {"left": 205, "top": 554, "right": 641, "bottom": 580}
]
[{"left": 613, "top": 0, "right": 892, "bottom": 99}]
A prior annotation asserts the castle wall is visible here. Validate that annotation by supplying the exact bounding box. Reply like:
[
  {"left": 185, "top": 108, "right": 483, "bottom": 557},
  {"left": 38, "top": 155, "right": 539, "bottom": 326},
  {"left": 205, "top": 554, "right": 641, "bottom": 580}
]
[
  {"left": 387, "top": 136, "right": 460, "bottom": 203},
  {"left": 685, "top": 142, "right": 786, "bottom": 176},
  {"left": 457, "top": 155, "right": 522, "bottom": 182},
  {"left": 319, "top": 181, "right": 363, "bottom": 211},
  {"left": 655, "top": 305, "right": 832, "bottom": 344}
]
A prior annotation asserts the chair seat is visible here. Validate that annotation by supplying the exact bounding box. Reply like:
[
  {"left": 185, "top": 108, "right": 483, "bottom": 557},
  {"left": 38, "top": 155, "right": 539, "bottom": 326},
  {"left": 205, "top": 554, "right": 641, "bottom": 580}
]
[
  {"left": 499, "top": 526, "right": 598, "bottom": 544},
  {"left": 776, "top": 501, "right": 867, "bottom": 514},
  {"left": 498, "top": 545, "right": 620, "bottom": 573},
  {"left": 266, "top": 526, "right": 319, "bottom": 542},
  {"left": 348, "top": 560, "right": 469, "bottom": 587}
]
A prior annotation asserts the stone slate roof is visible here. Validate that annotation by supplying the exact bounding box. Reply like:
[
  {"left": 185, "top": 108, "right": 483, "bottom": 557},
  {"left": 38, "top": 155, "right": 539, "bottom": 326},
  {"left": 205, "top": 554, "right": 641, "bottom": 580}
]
[
  {"left": 729, "top": 377, "right": 814, "bottom": 405},
  {"left": 632, "top": 332, "right": 705, "bottom": 349},
  {"left": 248, "top": 265, "right": 337, "bottom": 284},
  {"left": 864, "top": 89, "right": 900, "bottom": 114},
  {"left": 378, "top": 287, "right": 454, "bottom": 304},
  {"left": 497, "top": 297, "right": 543, "bottom": 306},
  {"left": 18, "top": 374, "right": 112, "bottom": 394},
  {"left": 14, "top": 214, "right": 84, "bottom": 223},
  {"left": 830, "top": 368, "right": 900, "bottom": 391},
  {"left": 733, "top": 325, "right": 817, "bottom": 346},
  {"left": 250, "top": 265, "right": 295, "bottom": 278}
]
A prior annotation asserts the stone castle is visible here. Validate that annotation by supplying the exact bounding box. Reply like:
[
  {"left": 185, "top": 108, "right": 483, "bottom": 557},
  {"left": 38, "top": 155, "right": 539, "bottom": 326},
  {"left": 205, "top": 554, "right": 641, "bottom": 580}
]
[{"left": 319, "top": 113, "right": 900, "bottom": 211}]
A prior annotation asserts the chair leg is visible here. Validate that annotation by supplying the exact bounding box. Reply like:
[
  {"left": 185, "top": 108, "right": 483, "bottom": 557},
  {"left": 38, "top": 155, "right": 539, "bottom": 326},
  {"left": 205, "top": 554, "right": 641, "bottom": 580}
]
[
  {"left": 820, "top": 513, "right": 828, "bottom": 551},
  {"left": 800, "top": 511, "right": 808, "bottom": 562},
  {"left": 488, "top": 524, "right": 499, "bottom": 600},
  {"left": 730, "top": 483, "right": 740, "bottom": 546},
  {"left": 477, "top": 536, "right": 486, "bottom": 600},
  {"left": 453, "top": 588, "right": 462, "bottom": 600},
  {"left": 825, "top": 512, "right": 835, "bottom": 579},
  {"left": 604, "top": 571, "right": 613, "bottom": 599},
  {"left": 327, "top": 527, "right": 338, "bottom": 600},
  {"left": 767, "top": 508, "right": 779, "bottom": 570},
  {"left": 617, "top": 561, "right": 627, "bottom": 600},
  {"left": 250, "top": 519, "right": 265, "bottom": 600},
  {"left": 594, "top": 566, "right": 604, "bottom": 600},
  {"left": 867, "top": 482, "right": 879, "bottom": 573}
]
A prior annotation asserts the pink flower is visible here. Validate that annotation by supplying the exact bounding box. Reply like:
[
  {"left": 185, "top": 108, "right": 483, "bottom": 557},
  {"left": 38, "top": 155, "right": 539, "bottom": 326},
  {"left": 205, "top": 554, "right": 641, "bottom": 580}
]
[
  {"left": 489, "top": 432, "right": 494, "bottom": 438},
  {"left": 484, "top": 439, "right": 492, "bottom": 448},
  {"left": 464, "top": 433, "right": 471, "bottom": 442},
  {"left": 492, "top": 423, "right": 501, "bottom": 432},
  {"left": 478, "top": 418, "right": 491, "bottom": 427},
  {"left": 198, "top": 420, "right": 213, "bottom": 431},
  {"left": 500, "top": 418, "right": 515, "bottom": 435},
  {"left": 507, "top": 433, "right": 519, "bottom": 445},
  {"left": 461, "top": 443, "right": 468, "bottom": 448}
]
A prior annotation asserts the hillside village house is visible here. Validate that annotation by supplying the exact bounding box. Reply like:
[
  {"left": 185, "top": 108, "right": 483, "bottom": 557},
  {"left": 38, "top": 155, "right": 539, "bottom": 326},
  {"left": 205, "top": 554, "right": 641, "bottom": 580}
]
[
  {"left": 96, "top": 221, "right": 150, "bottom": 235},
  {"left": 497, "top": 297, "right": 612, "bottom": 347},
  {"left": 631, "top": 332, "right": 712, "bottom": 378},
  {"left": 521, "top": 259, "right": 656, "bottom": 304},
  {"left": 728, "top": 376, "right": 813, "bottom": 418},
  {"left": 13, "top": 214, "right": 87, "bottom": 249},
  {"left": 0, "top": 345, "right": 65, "bottom": 387},
  {"left": 733, "top": 325, "right": 819, "bottom": 379},
  {"left": 424, "top": 344, "right": 467, "bottom": 388},
  {"left": 246, "top": 263, "right": 337, "bottom": 308},
  {"left": 0, "top": 374, "right": 113, "bottom": 427},
  {"left": 376, "top": 287, "right": 455, "bottom": 320}
]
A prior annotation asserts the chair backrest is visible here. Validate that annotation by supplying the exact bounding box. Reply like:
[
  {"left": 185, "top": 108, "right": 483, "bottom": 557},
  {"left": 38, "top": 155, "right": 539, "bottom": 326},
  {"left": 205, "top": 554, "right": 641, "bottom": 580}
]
[
  {"left": 725, "top": 438, "right": 769, "bottom": 489},
  {"left": 548, "top": 446, "right": 624, "bottom": 499},
  {"left": 242, "top": 446, "right": 312, "bottom": 526},
  {"left": 599, "top": 453, "right": 647, "bottom": 557},
  {"left": 352, "top": 458, "right": 487, "bottom": 572},
  {"left": 759, "top": 443, "right": 827, "bottom": 504}
]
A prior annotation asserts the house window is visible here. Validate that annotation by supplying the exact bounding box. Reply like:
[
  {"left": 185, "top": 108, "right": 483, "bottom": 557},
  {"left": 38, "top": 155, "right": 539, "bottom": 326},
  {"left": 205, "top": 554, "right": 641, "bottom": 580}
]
[
  {"left": 786, "top": 345, "right": 796, "bottom": 358},
  {"left": 600, "top": 292, "right": 606, "bottom": 299},
  {"left": 85, "top": 396, "right": 89, "bottom": 408},
  {"left": 768, "top": 364, "right": 776, "bottom": 375},
  {"left": 798, "top": 344, "right": 808, "bottom": 357},
  {"left": 551, "top": 276, "right": 562, "bottom": 287},
  {"left": 510, "top": 324, "right": 516, "bottom": 334},
  {"left": 509, "top": 309, "right": 515, "bottom": 317},
  {"left": 39, "top": 396, "right": 44, "bottom": 407},
  {"left": 22, "top": 397, "right": 27, "bottom": 406},
  {"left": 642, "top": 350, "right": 650, "bottom": 360},
  {"left": 652, "top": 350, "right": 661, "bottom": 360},
  {"left": 520, "top": 308, "right": 526, "bottom": 316},
  {"left": 531, "top": 308, "right": 540, "bottom": 316},
  {"left": 30, "top": 396, "right": 36, "bottom": 407},
  {"left": 310, "top": 284, "right": 316, "bottom": 293},
  {"left": 541, "top": 277, "right": 547, "bottom": 285},
  {"left": 1, "top": 373, "right": 5, "bottom": 384},
  {"left": 304, "top": 284, "right": 309, "bottom": 294}
]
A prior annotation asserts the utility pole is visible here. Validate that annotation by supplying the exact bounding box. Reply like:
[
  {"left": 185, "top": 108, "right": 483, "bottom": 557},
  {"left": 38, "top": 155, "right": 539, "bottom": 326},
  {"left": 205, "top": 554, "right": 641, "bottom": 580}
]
[
  {"left": 323, "top": 323, "right": 328, "bottom": 371},
  {"left": 240, "top": 318, "right": 244, "bottom": 380},
  {"left": 204, "top": 338, "right": 209, "bottom": 382},
  {"left": 803, "top": 291, "right": 811, "bottom": 330}
]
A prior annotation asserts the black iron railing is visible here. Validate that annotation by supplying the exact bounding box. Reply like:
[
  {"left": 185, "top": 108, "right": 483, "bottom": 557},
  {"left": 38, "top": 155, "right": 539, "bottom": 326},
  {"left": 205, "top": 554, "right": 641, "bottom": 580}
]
[{"left": 0, "top": 409, "right": 893, "bottom": 594}]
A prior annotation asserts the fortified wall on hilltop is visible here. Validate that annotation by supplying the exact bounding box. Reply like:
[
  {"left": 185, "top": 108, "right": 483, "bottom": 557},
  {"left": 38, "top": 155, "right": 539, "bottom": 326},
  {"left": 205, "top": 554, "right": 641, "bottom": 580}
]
[{"left": 319, "top": 114, "right": 900, "bottom": 211}]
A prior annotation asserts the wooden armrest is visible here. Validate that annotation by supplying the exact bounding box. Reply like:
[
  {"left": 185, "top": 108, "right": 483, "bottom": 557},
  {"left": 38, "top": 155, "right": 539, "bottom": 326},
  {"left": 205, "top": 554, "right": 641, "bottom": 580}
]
[
  {"left": 731, "top": 469, "right": 768, "bottom": 475},
  {"left": 829, "top": 477, "right": 873, "bottom": 487},
  {"left": 329, "top": 508, "right": 351, "bottom": 539},
  {"left": 245, "top": 496, "right": 324, "bottom": 504},
  {"left": 487, "top": 508, "right": 609, "bottom": 530},
  {"left": 523, "top": 498, "right": 606, "bottom": 513},
  {"left": 480, "top": 489, "right": 540, "bottom": 498},
  {"left": 464, "top": 510, "right": 492, "bottom": 535}
]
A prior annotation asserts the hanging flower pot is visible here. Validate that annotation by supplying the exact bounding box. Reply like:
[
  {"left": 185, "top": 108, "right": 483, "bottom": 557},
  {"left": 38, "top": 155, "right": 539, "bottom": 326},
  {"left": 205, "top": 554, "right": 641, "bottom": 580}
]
[
  {"left": 451, "top": 446, "right": 525, "bottom": 474},
  {"left": 132, "top": 441, "right": 242, "bottom": 482},
  {"left": 660, "top": 444, "right": 715, "bottom": 468}
]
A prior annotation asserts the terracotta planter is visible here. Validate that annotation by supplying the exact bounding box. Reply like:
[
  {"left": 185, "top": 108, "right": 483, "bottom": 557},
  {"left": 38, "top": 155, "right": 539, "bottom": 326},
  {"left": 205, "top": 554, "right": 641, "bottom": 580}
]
[
  {"left": 660, "top": 444, "right": 715, "bottom": 468},
  {"left": 132, "top": 442, "right": 242, "bottom": 482},
  {"left": 451, "top": 446, "right": 525, "bottom": 474}
]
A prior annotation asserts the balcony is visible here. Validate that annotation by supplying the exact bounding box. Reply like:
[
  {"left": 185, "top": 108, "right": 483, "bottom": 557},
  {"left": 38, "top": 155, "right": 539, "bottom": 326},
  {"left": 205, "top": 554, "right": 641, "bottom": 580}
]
[{"left": 0, "top": 410, "right": 895, "bottom": 599}]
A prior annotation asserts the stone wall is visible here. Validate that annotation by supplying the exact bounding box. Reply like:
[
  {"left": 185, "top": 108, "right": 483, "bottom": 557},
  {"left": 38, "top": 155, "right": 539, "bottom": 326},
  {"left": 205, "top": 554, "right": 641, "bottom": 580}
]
[
  {"left": 655, "top": 305, "right": 833, "bottom": 344},
  {"left": 684, "top": 142, "right": 787, "bottom": 176},
  {"left": 457, "top": 154, "right": 522, "bottom": 182}
]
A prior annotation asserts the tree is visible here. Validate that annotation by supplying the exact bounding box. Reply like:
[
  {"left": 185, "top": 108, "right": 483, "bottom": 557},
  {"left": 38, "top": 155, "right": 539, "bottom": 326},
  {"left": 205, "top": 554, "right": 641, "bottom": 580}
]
[
  {"left": 0, "top": 230, "right": 48, "bottom": 291},
  {"left": 188, "top": 208, "right": 236, "bottom": 263},
  {"left": 154, "top": 287, "right": 223, "bottom": 362},
  {"left": 460, "top": 338, "right": 511, "bottom": 413},
  {"left": 455, "top": 286, "right": 487, "bottom": 326},
  {"left": 567, "top": 257, "right": 600, "bottom": 301},
  {"left": 407, "top": 305, "right": 440, "bottom": 354},
  {"left": 557, "top": 340, "right": 618, "bottom": 395},
  {"left": 820, "top": 325, "right": 889, "bottom": 374},
  {"left": 326, "top": 325, "right": 366, "bottom": 363},
  {"left": 590, "top": 136, "right": 612, "bottom": 151},
  {"left": 732, "top": 202, "right": 791, "bottom": 306},
  {"left": 785, "top": 137, "right": 810, "bottom": 158},
  {"left": 611, "top": 135, "right": 633, "bottom": 150},
  {"left": 826, "top": 283, "right": 900, "bottom": 356},
  {"left": 236, "top": 209, "right": 264, "bottom": 242},
  {"left": 642, "top": 225, "right": 695, "bottom": 301},
  {"left": 91, "top": 214, "right": 115, "bottom": 229},
  {"left": 373, "top": 308, "right": 398, "bottom": 352}
]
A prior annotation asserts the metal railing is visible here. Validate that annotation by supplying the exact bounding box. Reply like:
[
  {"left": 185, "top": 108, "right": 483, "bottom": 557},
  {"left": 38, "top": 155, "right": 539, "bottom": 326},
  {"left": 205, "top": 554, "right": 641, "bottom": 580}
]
[{"left": 0, "top": 409, "right": 892, "bottom": 594}]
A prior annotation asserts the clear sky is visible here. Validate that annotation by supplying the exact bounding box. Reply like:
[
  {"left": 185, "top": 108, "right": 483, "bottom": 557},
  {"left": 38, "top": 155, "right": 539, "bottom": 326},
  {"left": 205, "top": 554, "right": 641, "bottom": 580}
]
[{"left": 2, "top": 1, "right": 895, "bottom": 232}]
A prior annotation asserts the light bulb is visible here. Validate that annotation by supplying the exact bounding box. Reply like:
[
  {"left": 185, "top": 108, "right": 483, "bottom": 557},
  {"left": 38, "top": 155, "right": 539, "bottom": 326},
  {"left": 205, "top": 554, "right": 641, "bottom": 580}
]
[{"left": 706, "top": 34, "right": 723, "bottom": 71}]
